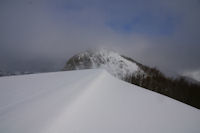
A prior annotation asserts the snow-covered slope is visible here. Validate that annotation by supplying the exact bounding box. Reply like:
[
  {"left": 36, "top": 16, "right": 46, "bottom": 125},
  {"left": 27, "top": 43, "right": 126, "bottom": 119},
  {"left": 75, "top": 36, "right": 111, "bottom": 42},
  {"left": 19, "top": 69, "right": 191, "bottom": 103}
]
[
  {"left": 0, "top": 69, "right": 200, "bottom": 133},
  {"left": 64, "top": 49, "right": 139, "bottom": 79}
]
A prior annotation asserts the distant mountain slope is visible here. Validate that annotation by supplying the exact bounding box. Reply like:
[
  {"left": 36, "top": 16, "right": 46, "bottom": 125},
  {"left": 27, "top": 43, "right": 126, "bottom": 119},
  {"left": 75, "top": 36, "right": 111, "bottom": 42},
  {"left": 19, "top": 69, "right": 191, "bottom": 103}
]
[
  {"left": 0, "top": 69, "right": 200, "bottom": 133},
  {"left": 63, "top": 49, "right": 200, "bottom": 109},
  {"left": 0, "top": 70, "right": 33, "bottom": 77}
]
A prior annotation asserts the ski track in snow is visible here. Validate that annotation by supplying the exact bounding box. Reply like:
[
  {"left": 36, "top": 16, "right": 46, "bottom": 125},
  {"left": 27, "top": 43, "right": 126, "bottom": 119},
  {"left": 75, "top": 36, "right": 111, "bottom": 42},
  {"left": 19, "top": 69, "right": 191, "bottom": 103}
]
[{"left": 0, "top": 69, "right": 200, "bottom": 133}]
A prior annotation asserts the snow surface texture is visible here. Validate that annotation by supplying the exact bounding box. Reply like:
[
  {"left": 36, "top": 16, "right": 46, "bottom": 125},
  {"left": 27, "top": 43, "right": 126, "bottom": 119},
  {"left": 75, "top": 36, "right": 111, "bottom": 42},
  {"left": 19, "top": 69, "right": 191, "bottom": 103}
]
[
  {"left": 65, "top": 49, "right": 139, "bottom": 79},
  {"left": 0, "top": 69, "right": 200, "bottom": 133}
]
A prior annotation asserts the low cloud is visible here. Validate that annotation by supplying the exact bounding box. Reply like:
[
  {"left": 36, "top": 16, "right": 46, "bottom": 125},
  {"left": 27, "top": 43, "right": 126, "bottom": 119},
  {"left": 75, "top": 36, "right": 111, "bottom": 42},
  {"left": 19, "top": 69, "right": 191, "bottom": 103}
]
[{"left": 0, "top": 0, "right": 200, "bottom": 80}]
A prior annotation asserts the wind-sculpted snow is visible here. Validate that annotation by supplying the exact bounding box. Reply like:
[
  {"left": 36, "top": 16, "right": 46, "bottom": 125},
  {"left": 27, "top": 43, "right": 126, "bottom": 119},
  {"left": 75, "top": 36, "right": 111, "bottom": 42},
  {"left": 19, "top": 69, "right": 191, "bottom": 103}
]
[{"left": 0, "top": 69, "right": 200, "bottom": 133}]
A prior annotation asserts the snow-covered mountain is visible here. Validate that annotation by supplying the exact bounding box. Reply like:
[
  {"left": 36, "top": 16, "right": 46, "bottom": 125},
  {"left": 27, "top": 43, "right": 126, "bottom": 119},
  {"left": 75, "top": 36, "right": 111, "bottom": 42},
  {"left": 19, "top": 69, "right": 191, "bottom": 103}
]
[
  {"left": 63, "top": 49, "right": 200, "bottom": 109},
  {"left": 64, "top": 49, "right": 142, "bottom": 80},
  {"left": 0, "top": 69, "right": 199, "bottom": 133}
]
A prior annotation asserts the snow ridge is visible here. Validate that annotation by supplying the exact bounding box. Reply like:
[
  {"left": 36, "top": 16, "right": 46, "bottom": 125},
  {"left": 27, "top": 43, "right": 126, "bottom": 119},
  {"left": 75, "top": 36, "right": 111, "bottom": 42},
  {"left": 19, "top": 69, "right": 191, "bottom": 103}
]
[{"left": 0, "top": 69, "right": 200, "bottom": 133}]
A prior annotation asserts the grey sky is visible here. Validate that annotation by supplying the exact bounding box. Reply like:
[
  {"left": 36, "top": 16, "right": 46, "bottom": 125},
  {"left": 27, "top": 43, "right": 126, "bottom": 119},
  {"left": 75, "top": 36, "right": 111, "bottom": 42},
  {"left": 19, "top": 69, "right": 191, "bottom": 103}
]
[{"left": 0, "top": 0, "right": 200, "bottom": 79}]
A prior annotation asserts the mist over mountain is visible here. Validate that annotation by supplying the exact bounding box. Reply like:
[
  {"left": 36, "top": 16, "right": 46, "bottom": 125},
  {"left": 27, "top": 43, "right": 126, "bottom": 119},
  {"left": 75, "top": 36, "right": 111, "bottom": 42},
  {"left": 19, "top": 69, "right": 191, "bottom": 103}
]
[
  {"left": 64, "top": 49, "right": 140, "bottom": 79},
  {"left": 1, "top": 0, "right": 200, "bottom": 82}
]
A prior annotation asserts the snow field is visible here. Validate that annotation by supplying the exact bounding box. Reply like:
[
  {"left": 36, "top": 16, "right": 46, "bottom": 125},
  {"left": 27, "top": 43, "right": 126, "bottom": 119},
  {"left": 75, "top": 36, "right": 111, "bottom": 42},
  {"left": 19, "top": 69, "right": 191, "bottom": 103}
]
[{"left": 0, "top": 69, "right": 200, "bottom": 133}]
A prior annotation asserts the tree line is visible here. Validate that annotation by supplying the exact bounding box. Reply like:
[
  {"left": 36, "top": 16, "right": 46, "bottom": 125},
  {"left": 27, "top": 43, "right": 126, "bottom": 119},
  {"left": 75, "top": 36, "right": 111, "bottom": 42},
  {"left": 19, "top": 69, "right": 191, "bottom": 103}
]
[{"left": 123, "top": 56, "right": 200, "bottom": 109}]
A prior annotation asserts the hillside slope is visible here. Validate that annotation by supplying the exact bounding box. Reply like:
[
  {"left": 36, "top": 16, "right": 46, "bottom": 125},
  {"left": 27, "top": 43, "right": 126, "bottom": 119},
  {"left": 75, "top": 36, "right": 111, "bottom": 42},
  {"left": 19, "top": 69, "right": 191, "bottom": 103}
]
[{"left": 0, "top": 69, "right": 200, "bottom": 133}]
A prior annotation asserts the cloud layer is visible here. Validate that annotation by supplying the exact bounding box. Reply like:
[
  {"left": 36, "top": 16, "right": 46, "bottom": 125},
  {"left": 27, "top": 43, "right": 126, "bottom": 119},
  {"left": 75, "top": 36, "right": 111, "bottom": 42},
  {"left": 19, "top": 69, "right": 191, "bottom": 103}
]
[{"left": 0, "top": 0, "right": 200, "bottom": 79}]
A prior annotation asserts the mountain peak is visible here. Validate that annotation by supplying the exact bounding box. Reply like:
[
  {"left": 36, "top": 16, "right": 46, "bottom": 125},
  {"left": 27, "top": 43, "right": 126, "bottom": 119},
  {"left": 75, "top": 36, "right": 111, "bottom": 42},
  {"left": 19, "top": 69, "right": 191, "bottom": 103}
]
[{"left": 64, "top": 49, "right": 139, "bottom": 79}]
